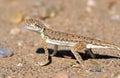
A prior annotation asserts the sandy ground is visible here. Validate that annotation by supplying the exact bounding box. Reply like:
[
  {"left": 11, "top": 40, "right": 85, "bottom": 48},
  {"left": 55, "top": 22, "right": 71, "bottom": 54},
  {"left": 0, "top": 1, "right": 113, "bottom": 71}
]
[{"left": 0, "top": 0, "right": 120, "bottom": 78}]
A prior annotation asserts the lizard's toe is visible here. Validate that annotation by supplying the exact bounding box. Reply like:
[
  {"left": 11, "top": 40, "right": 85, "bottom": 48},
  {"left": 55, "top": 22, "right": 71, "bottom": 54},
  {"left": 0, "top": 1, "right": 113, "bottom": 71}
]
[{"left": 38, "top": 55, "right": 52, "bottom": 66}]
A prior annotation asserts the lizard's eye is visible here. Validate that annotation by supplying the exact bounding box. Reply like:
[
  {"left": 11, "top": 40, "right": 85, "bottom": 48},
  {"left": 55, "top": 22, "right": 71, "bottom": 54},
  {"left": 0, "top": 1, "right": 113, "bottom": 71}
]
[{"left": 34, "top": 24, "right": 39, "bottom": 28}]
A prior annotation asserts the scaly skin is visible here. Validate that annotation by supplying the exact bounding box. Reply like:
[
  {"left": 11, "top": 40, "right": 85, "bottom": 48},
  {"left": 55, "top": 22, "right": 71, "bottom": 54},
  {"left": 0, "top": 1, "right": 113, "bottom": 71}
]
[{"left": 25, "top": 18, "right": 120, "bottom": 66}]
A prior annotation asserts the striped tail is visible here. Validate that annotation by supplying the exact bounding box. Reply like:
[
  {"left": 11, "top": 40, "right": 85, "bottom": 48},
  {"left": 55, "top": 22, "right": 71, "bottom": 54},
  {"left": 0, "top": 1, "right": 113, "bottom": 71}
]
[
  {"left": 86, "top": 42, "right": 120, "bottom": 51},
  {"left": 103, "top": 43, "right": 120, "bottom": 51},
  {"left": 112, "top": 45, "right": 120, "bottom": 51}
]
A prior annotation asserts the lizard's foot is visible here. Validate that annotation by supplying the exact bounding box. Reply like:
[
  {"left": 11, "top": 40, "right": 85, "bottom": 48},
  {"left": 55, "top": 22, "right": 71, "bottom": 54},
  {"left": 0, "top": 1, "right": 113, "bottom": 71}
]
[
  {"left": 71, "top": 62, "right": 85, "bottom": 70},
  {"left": 38, "top": 55, "right": 52, "bottom": 66},
  {"left": 38, "top": 61, "right": 49, "bottom": 66}
]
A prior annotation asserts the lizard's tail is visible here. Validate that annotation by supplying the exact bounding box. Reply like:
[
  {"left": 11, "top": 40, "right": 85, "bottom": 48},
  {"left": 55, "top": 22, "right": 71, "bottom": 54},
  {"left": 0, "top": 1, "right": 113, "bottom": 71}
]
[
  {"left": 108, "top": 43, "right": 120, "bottom": 51},
  {"left": 87, "top": 38, "right": 120, "bottom": 51},
  {"left": 90, "top": 40, "right": 120, "bottom": 51},
  {"left": 113, "top": 45, "right": 120, "bottom": 51},
  {"left": 97, "top": 40, "right": 120, "bottom": 51}
]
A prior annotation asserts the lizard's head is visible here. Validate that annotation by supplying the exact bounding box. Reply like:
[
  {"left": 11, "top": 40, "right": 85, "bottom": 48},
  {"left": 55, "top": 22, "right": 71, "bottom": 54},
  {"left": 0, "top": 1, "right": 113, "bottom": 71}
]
[{"left": 25, "top": 18, "right": 45, "bottom": 32}]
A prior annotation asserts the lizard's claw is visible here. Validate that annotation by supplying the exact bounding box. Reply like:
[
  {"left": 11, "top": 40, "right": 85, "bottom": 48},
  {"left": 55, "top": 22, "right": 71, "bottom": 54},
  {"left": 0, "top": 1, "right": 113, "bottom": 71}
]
[{"left": 38, "top": 55, "right": 52, "bottom": 66}]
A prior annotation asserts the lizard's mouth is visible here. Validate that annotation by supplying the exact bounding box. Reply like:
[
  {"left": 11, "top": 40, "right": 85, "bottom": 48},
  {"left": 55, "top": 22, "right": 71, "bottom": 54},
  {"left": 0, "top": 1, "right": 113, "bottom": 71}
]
[{"left": 25, "top": 25, "right": 40, "bottom": 31}]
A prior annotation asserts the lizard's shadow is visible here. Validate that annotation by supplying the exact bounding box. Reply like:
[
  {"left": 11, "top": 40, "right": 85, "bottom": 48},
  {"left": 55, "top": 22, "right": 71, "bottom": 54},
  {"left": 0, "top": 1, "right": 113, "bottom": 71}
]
[{"left": 36, "top": 48, "right": 120, "bottom": 60}]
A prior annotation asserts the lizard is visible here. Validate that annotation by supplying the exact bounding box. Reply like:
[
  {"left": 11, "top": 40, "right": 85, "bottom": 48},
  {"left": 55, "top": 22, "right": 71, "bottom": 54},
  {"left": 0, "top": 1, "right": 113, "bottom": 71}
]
[{"left": 25, "top": 18, "right": 120, "bottom": 66}]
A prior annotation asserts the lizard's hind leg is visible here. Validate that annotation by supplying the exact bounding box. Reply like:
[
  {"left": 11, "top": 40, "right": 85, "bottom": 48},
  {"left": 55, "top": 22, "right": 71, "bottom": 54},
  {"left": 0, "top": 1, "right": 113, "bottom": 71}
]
[
  {"left": 85, "top": 49, "right": 96, "bottom": 58},
  {"left": 71, "top": 42, "right": 86, "bottom": 65}
]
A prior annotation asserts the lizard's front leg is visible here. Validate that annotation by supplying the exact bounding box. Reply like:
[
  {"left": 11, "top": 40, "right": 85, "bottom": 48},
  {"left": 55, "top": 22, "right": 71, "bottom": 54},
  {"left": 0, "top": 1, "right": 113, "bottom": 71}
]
[
  {"left": 51, "top": 45, "right": 58, "bottom": 56},
  {"left": 39, "top": 38, "right": 50, "bottom": 66},
  {"left": 71, "top": 42, "right": 86, "bottom": 66}
]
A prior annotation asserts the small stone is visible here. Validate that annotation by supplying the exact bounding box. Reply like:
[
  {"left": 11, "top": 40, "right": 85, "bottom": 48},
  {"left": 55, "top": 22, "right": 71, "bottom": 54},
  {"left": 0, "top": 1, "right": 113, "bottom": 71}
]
[
  {"left": 10, "top": 12, "right": 23, "bottom": 24},
  {"left": 39, "top": 7, "right": 50, "bottom": 19},
  {"left": 87, "top": 0, "right": 96, "bottom": 7},
  {"left": 111, "top": 14, "right": 120, "bottom": 21},
  {"left": 10, "top": 27, "right": 21, "bottom": 35},
  {"left": 86, "top": 7, "right": 92, "bottom": 13},
  {"left": 33, "top": 43, "right": 39, "bottom": 47},
  {"left": 54, "top": 72, "right": 69, "bottom": 78},
  {"left": 17, "top": 42, "right": 22, "bottom": 46},
  {"left": 86, "top": 0, "right": 96, "bottom": 13},
  {"left": 17, "top": 63, "right": 23, "bottom": 67},
  {"left": 0, "top": 47, "right": 13, "bottom": 58},
  {"left": 49, "top": 11, "right": 57, "bottom": 18},
  {"left": 89, "top": 67, "right": 101, "bottom": 72}
]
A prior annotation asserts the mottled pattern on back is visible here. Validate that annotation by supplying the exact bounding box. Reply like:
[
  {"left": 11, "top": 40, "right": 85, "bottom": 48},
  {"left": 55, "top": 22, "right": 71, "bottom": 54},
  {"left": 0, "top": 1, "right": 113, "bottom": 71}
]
[
  {"left": 43, "top": 28, "right": 119, "bottom": 49},
  {"left": 26, "top": 18, "right": 120, "bottom": 50}
]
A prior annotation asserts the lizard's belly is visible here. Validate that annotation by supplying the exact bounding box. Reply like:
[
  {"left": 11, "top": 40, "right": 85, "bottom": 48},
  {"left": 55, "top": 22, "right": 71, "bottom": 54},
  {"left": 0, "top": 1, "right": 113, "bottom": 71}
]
[{"left": 46, "top": 39, "right": 76, "bottom": 46}]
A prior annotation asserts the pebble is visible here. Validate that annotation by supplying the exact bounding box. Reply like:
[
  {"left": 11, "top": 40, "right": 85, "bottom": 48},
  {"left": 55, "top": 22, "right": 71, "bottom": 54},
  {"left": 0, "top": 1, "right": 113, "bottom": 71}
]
[
  {"left": 111, "top": 14, "right": 120, "bottom": 21},
  {"left": 89, "top": 67, "right": 101, "bottom": 72},
  {"left": 0, "top": 47, "right": 13, "bottom": 58},
  {"left": 10, "top": 27, "right": 21, "bottom": 35},
  {"left": 17, "top": 63, "right": 23, "bottom": 67},
  {"left": 33, "top": 43, "right": 39, "bottom": 47},
  {"left": 86, "top": 0, "right": 96, "bottom": 13},
  {"left": 54, "top": 72, "right": 69, "bottom": 78},
  {"left": 87, "top": 0, "right": 96, "bottom": 7},
  {"left": 17, "top": 42, "right": 22, "bottom": 46},
  {"left": 39, "top": 7, "right": 50, "bottom": 19},
  {"left": 10, "top": 12, "right": 23, "bottom": 24}
]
